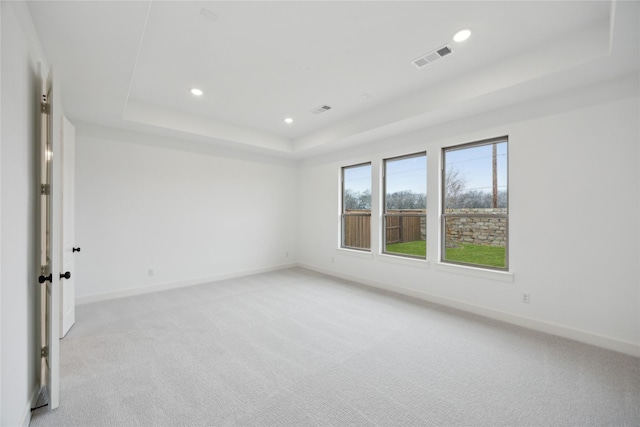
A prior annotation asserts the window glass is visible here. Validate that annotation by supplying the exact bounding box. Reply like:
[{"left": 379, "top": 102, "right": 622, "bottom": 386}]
[
  {"left": 443, "top": 140, "right": 508, "bottom": 269},
  {"left": 342, "top": 163, "right": 371, "bottom": 250},
  {"left": 384, "top": 153, "right": 427, "bottom": 258}
]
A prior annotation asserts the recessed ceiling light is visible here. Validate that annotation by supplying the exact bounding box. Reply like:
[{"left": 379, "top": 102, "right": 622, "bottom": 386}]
[
  {"left": 284, "top": 117, "right": 294, "bottom": 124},
  {"left": 190, "top": 88, "right": 203, "bottom": 96},
  {"left": 453, "top": 29, "right": 471, "bottom": 42}
]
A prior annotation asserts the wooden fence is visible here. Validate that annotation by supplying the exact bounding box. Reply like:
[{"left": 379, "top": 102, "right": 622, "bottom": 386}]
[
  {"left": 385, "top": 212, "right": 423, "bottom": 244},
  {"left": 343, "top": 210, "right": 371, "bottom": 249},
  {"left": 343, "top": 209, "right": 425, "bottom": 249}
]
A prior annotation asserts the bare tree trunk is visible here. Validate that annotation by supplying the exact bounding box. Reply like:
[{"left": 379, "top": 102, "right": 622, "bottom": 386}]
[{"left": 492, "top": 143, "right": 498, "bottom": 208}]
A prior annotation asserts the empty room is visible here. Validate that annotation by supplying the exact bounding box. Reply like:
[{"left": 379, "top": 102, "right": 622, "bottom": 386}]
[{"left": 1, "top": 1, "right": 639, "bottom": 426}]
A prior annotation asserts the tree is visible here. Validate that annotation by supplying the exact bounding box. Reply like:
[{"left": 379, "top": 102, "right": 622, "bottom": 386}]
[
  {"left": 445, "top": 160, "right": 506, "bottom": 209},
  {"left": 444, "top": 168, "right": 466, "bottom": 209},
  {"left": 454, "top": 189, "right": 507, "bottom": 209},
  {"left": 386, "top": 190, "right": 426, "bottom": 209},
  {"left": 344, "top": 189, "right": 371, "bottom": 210}
]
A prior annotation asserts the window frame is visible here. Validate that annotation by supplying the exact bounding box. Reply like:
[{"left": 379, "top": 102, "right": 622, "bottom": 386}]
[
  {"left": 441, "top": 137, "right": 509, "bottom": 271},
  {"left": 341, "top": 162, "right": 372, "bottom": 252},
  {"left": 382, "top": 152, "right": 427, "bottom": 260}
]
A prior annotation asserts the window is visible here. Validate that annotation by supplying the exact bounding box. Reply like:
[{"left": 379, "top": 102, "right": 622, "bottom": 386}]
[
  {"left": 383, "top": 153, "right": 427, "bottom": 258},
  {"left": 341, "top": 163, "right": 371, "bottom": 250},
  {"left": 442, "top": 138, "right": 508, "bottom": 270}
]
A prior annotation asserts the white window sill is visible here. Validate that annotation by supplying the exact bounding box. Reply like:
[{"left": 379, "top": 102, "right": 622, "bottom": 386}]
[
  {"left": 377, "top": 253, "right": 430, "bottom": 268},
  {"left": 336, "top": 247, "right": 374, "bottom": 259},
  {"left": 434, "top": 262, "right": 514, "bottom": 283}
]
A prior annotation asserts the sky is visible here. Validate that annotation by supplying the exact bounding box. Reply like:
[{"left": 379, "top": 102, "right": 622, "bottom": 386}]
[
  {"left": 385, "top": 154, "right": 426, "bottom": 194},
  {"left": 343, "top": 163, "right": 372, "bottom": 194},
  {"left": 445, "top": 142, "right": 507, "bottom": 193},
  {"left": 343, "top": 141, "right": 507, "bottom": 195}
]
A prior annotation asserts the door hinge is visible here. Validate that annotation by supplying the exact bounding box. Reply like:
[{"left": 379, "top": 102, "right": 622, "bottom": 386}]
[
  {"left": 41, "top": 95, "right": 49, "bottom": 114},
  {"left": 41, "top": 184, "right": 50, "bottom": 195},
  {"left": 40, "top": 264, "right": 51, "bottom": 276},
  {"left": 40, "top": 346, "right": 48, "bottom": 358}
]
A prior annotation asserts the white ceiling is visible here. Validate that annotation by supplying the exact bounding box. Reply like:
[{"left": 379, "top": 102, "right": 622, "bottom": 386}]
[{"left": 26, "top": 1, "right": 639, "bottom": 158}]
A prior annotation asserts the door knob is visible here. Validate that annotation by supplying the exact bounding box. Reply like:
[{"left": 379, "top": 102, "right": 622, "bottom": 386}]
[
  {"left": 72, "top": 247, "right": 81, "bottom": 253},
  {"left": 38, "top": 274, "right": 52, "bottom": 284},
  {"left": 60, "top": 271, "right": 71, "bottom": 280}
]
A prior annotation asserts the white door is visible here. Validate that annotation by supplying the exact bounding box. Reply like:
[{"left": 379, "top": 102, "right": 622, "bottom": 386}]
[
  {"left": 39, "top": 65, "right": 61, "bottom": 410},
  {"left": 60, "top": 116, "right": 75, "bottom": 337}
]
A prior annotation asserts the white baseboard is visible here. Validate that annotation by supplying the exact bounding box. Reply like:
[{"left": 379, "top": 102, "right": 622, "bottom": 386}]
[
  {"left": 21, "top": 384, "right": 41, "bottom": 427},
  {"left": 298, "top": 263, "right": 640, "bottom": 358},
  {"left": 76, "top": 263, "right": 297, "bottom": 305}
]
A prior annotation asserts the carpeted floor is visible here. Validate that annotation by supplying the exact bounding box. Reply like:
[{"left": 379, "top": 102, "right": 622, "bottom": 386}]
[{"left": 30, "top": 267, "right": 640, "bottom": 426}]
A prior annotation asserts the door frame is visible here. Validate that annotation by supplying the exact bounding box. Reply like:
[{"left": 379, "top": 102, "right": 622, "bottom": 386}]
[{"left": 39, "top": 65, "right": 61, "bottom": 410}]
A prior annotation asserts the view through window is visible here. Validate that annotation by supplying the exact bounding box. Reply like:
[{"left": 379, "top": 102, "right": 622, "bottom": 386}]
[
  {"left": 383, "top": 153, "right": 427, "bottom": 258},
  {"left": 442, "top": 138, "right": 508, "bottom": 269},
  {"left": 341, "top": 163, "right": 372, "bottom": 250}
]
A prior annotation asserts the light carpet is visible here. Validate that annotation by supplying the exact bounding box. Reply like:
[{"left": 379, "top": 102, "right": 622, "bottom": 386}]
[{"left": 30, "top": 267, "right": 640, "bottom": 426}]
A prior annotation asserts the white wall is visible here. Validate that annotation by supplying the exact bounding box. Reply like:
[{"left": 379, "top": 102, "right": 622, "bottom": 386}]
[
  {"left": 74, "top": 126, "right": 298, "bottom": 302},
  {"left": 297, "top": 75, "right": 640, "bottom": 356},
  {"left": 0, "top": 2, "right": 48, "bottom": 426}
]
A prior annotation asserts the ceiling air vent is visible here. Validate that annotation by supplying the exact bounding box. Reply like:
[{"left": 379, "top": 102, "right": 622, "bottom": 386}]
[
  {"left": 411, "top": 44, "right": 454, "bottom": 69},
  {"left": 311, "top": 105, "right": 332, "bottom": 115}
]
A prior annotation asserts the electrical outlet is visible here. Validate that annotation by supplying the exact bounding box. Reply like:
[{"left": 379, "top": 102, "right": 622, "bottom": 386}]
[
  {"left": 285, "top": 251, "right": 289, "bottom": 257},
  {"left": 148, "top": 268, "right": 154, "bottom": 277},
  {"left": 522, "top": 293, "right": 531, "bottom": 304},
  {"left": 331, "top": 257, "right": 335, "bottom": 263}
]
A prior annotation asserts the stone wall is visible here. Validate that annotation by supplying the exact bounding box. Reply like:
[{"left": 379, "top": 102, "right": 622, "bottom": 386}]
[{"left": 445, "top": 208, "right": 507, "bottom": 247}]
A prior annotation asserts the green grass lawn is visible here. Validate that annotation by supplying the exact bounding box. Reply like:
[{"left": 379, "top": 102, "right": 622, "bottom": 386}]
[
  {"left": 445, "top": 243, "right": 505, "bottom": 268},
  {"left": 386, "top": 240, "right": 426, "bottom": 257},
  {"left": 386, "top": 240, "right": 505, "bottom": 268}
]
